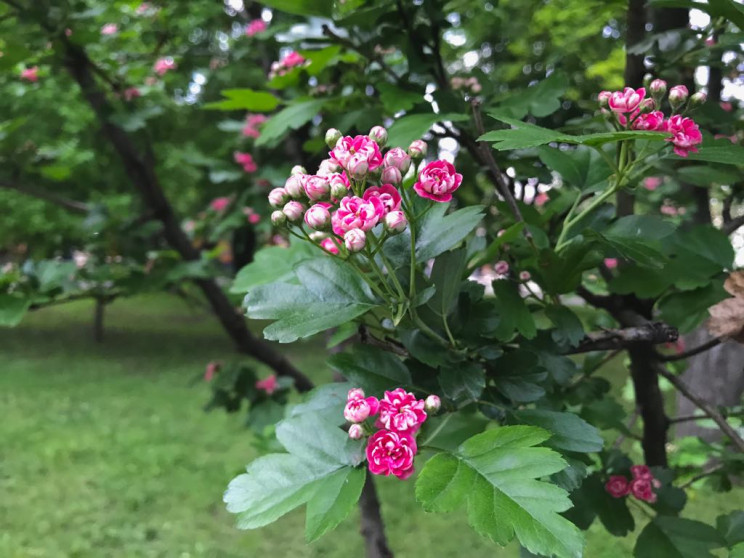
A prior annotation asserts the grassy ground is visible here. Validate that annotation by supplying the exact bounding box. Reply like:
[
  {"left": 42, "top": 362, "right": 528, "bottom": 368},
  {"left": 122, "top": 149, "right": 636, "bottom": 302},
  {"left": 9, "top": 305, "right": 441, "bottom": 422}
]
[{"left": 0, "top": 294, "right": 739, "bottom": 557}]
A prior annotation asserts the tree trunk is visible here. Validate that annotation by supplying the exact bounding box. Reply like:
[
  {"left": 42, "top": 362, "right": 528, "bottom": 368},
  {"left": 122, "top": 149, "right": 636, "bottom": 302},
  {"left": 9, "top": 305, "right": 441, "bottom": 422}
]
[{"left": 93, "top": 297, "right": 105, "bottom": 343}]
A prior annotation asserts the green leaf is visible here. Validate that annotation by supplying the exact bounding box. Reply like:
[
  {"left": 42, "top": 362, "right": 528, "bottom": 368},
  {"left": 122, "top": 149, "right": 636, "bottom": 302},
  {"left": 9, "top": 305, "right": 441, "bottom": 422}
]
[
  {"left": 0, "top": 294, "right": 30, "bottom": 327},
  {"left": 718, "top": 511, "right": 744, "bottom": 548},
  {"left": 305, "top": 467, "right": 366, "bottom": 542},
  {"left": 634, "top": 516, "right": 725, "bottom": 558},
  {"left": 257, "top": 98, "right": 332, "bottom": 147},
  {"left": 428, "top": 248, "right": 467, "bottom": 318},
  {"left": 387, "top": 112, "right": 470, "bottom": 148},
  {"left": 35, "top": 260, "right": 77, "bottom": 292},
  {"left": 439, "top": 362, "right": 486, "bottom": 405},
  {"left": 328, "top": 345, "right": 412, "bottom": 395},
  {"left": 417, "top": 412, "right": 489, "bottom": 452},
  {"left": 492, "top": 281, "right": 537, "bottom": 340},
  {"left": 686, "top": 142, "right": 744, "bottom": 166},
  {"left": 657, "top": 282, "right": 729, "bottom": 334},
  {"left": 287, "top": 383, "right": 351, "bottom": 426},
  {"left": 416, "top": 204, "right": 485, "bottom": 262},
  {"left": 489, "top": 72, "right": 569, "bottom": 119},
  {"left": 511, "top": 409, "right": 603, "bottom": 453},
  {"left": 491, "top": 351, "right": 547, "bottom": 402},
  {"left": 538, "top": 146, "right": 612, "bottom": 191},
  {"left": 676, "top": 165, "right": 741, "bottom": 186},
  {"left": 204, "top": 89, "right": 281, "bottom": 112},
  {"left": 416, "top": 426, "right": 584, "bottom": 558},
  {"left": 545, "top": 306, "right": 585, "bottom": 348},
  {"left": 231, "top": 243, "right": 314, "bottom": 293},
  {"left": 276, "top": 413, "right": 358, "bottom": 467},
  {"left": 377, "top": 83, "right": 424, "bottom": 114},
  {"left": 255, "top": 0, "right": 332, "bottom": 17}
]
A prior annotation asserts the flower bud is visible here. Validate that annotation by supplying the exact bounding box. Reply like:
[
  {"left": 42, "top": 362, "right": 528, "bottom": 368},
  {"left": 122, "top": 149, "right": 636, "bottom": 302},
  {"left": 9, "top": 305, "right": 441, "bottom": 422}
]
[
  {"left": 348, "top": 388, "right": 365, "bottom": 400},
  {"left": 384, "top": 147, "right": 412, "bottom": 173},
  {"left": 649, "top": 79, "right": 667, "bottom": 98},
  {"left": 348, "top": 424, "right": 364, "bottom": 440},
  {"left": 304, "top": 204, "right": 331, "bottom": 230},
  {"left": 325, "top": 128, "right": 342, "bottom": 149},
  {"left": 383, "top": 210, "right": 407, "bottom": 234},
  {"left": 643, "top": 73, "right": 654, "bottom": 88},
  {"left": 668, "top": 85, "right": 688, "bottom": 109},
  {"left": 290, "top": 165, "right": 307, "bottom": 175},
  {"left": 282, "top": 201, "right": 305, "bottom": 222},
  {"left": 424, "top": 394, "right": 441, "bottom": 414},
  {"left": 268, "top": 187, "right": 289, "bottom": 208},
  {"left": 494, "top": 260, "right": 509, "bottom": 275},
  {"left": 519, "top": 270, "right": 531, "bottom": 281},
  {"left": 303, "top": 176, "right": 331, "bottom": 201},
  {"left": 690, "top": 91, "right": 707, "bottom": 106},
  {"left": 344, "top": 228, "right": 366, "bottom": 252},
  {"left": 309, "top": 231, "right": 328, "bottom": 242},
  {"left": 285, "top": 175, "right": 305, "bottom": 199},
  {"left": 348, "top": 153, "right": 369, "bottom": 180},
  {"left": 639, "top": 98, "right": 655, "bottom": 113},
  {"left": 408, "top": 139, "right": 428, "bottom": 160},
  {"left": 369, "top": 125, "right": 388, "bottom": 147},
  {"left": 330, "top": 180, "right": 348, "bottom": 201},
  {"left": 381, "top": 165, "right": 403, "bottom": 185},
  {"left": 270, "top": 210, "right": 287, "bottom": 226},
  {"left": 597, "top": 91, "right": 611, "bottom": 108}
]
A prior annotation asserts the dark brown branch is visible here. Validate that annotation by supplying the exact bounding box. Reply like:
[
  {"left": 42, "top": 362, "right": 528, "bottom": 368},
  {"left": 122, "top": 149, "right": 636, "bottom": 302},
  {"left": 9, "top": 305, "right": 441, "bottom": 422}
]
[
  {"left": 658, "top": 336, "right": 722, "bottom": 362},
  {"left": 568, "top": 322, "right": 678, "bottom": 354},
  {"left": 0, "top": 180, "right": 91, "bottom": 214},
  {"left": 656, "top": 365, "right": 744, "bottom": 452},
  {"left": 359, "top": 476, "right": 394, "bottom": 558},
  {"left": 723, "top": 213, "right": 744, "bottom": 235},
  {"left": 359, "top": 325, "right": 408, "bottom": 356}
]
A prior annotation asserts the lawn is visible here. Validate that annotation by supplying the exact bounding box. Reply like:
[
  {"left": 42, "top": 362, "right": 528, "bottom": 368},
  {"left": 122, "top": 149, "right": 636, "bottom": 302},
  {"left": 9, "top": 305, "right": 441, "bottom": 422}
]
[{"left": 0, "top": 294, "right": 739, "bottom": 557}]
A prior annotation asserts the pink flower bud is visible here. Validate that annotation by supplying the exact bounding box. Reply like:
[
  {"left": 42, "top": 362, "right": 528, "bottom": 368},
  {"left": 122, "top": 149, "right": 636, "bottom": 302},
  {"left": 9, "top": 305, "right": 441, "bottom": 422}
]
[
  {"left": 348, "top": 424, "right": 364, "bottom": 440},
  {"left": 204, "top": 361, "right": 220, "bottom": 382},
  {"left": 325, "top": 128, "right": 342, "bottom": 149},
  {"left": 381, "top": 166, "right": 403, "bottom": 185},
  {"left": 494, "top": 260, "right": 509, "bottom": 275},
  {"left": 268, "top": 187, "right": 289, "bottom": 208},
  {"left": 605, "top": 475, "right": 630, "bottom": 498},
  {"left": 344, "top": 228, "right": 366, "bottom": 252},
  {"left": 639, "top": 98, "right": 655, "bottom": 113},
  {"left": 424, "top": 395, "right": 441, "bottom": 414},
  {"left": 348, "top": 153, "right": 369, "bottom": 180},
  {"left": 256, "top": 374, "right": 278, "bottom": 395},
  {"left": 303, "top": 175, "right": 331, "bottom": 201},
  {"left": 383, "top": 210, "right": 407, "bottom": 234},
  {"left": 330, "top": 179, "right": 349, "bottom": 201},
  {"left": 369, "top": 125, "right": 388, "bottom": 146},
  {"left": 643, "top": 177, "right": 662, "bottom": 191},
  {"left": 282, "top": 201, "right": 305, "bottom": 222},
  {"left": 271, "top": 210, "right": 287, "bottom": 226},
  {"left": 309, "top": 231, "right": 327, "bottom": 242},
  {"left": 519, "top": 271, "right": 531, "bottom": 281},
  {"left": 604, "top": 258, "right": 618, "bottom": 269},
  {"left": 291, "top": 165, "right": 307, "bottom": 175},
  {"left": 384, "top": 147, "right": 412, "bottom": 173},
  {"left": 320, "top": 237, "right": 340, "bottom": 255},
  {"left": 597, "top": 90, "right": 611, "bottom": 107},
  {"left": 408, "top": 139, "right": 428, "bottom": 159},
  {"left": 304, "top": 204, "right": 331, "bottom": 230},
  {"left": 317, "top": 159, "right": 341, "bottom": 176},
  {"left": 348, "top": 388, "right": 366, "bottom": 400},
  {"left": 630, "top": 465, "right": 653, "bottom": 480},
  {"left": 690, "top": 91, "right": 707, "bottom": 106},
  {"left": 344, "top": 395, "right": 379, "bottom": 423},
  {"left": 284, "top": 175, "right": 305, "bottom": 199},
  {"left": 668, "top": 85, "right": 688, "bottom": 108},
  {"left": 649, "top": 79, "right": 667, "bottom": 97}
]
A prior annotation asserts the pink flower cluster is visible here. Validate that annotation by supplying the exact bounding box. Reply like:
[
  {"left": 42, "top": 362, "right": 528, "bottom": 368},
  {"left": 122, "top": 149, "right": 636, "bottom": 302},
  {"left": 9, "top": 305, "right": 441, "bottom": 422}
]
[
  {"left": 451, "top": 76, "right": 482, "bottom": 94},
  {"left": 234, "top": 152, "right": 257, "bottom": 173},
  {"left": 255, "top": 374, "right": 277, "bottom": 395},
  {"left": 154, "top": 57, "right": 177, "bottom": 76},
  {"left": 269, "top": 51, "right": 306, "bottom": 79},
  {"left": 101, "top": 23, "right": 118, "bottom": 35},
  {"left": 210, "top": 197, "right": 231, "bottom": 212},
  {"left": 605, "top": 465, "right": 660, "bottom": 503},
  {"left": 267, "top": 127, "right": 463, "bottom": 254},
  {"left": 20, "top": 66, "right": 39, "bottom": 82},
  {"left": 242, "top": 114, "right": 267, "bottom": 138},
  {"left": 599, "top": 83, "right": 703, "bottom": 157},
  {"left": 245, "top": 19, "right": 267, "bottom": 37},
  {"left": 344, "top": 388, "right": 439, "bottom": 480}
]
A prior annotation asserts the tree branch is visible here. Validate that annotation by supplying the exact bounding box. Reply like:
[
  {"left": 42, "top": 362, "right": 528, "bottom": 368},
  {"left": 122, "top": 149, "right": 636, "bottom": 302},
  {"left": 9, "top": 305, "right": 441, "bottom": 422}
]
[
  {"left": 0, "top": 179, "right": 91, "bottom": 214},
  {"left": 658, "top": 336, "right": 722, "bottom": 362},
  {"left": 359, "top": 476, "right": 394, "bottom": 558},
  {"left": 568, "top": 322, "right": 678, "bottom": 354},
  {"left": 722, "top": 213, "right": 744, "bottom": 235},
  {"left": 679, "top": 463, "right": 725, "bottom": 489}
]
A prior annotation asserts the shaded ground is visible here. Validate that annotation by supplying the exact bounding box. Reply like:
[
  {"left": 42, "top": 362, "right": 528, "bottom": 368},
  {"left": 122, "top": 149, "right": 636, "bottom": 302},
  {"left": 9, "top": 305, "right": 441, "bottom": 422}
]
[{"left": 0, "top": 294, "right": 739, "bottom": 557}]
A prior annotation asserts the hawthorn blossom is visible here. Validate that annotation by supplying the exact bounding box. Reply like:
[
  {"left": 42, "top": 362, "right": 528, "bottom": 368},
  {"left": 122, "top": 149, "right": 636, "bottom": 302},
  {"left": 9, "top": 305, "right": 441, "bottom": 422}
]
[
  {"left": 630, "top": 477, "right": 657, "bottom": 503},
  {"left": 101, "top": 23, "right": 118, "bottom": 35},
  {"left": 304, "top": 203, "right": 332, "bottom": 230},
  {"left": 330, "top": 135, "right": 384, "bottom": 172},
  {"left": 331, "top": 196, "right": 385, "bottom": 235},
  {"left": 123, "top": 87, "right": 141, "bottom": 101},
  {"left": 604, "top": 258, "right": 618, "bottom": 269},
  {"left": 210, "top": 197, "right": 230, "bottom": 212},
  {"left": 605, "top": 476, "right": 630, "bottom": 498},
  {"left": 366, "top": 429, "right": 417, "bottom": 480},
  {"left": 413, "top": 160, "right": 463, "bottom": 203},
  {"left": 320, "top": 237, "right": 340, "bottom": 255},
  {"left": 376, "top": 388, "right": 427, "bottom": 433},
  {"left": 245, "top": 19, "right": 267, "bottom": 37},
  {"left": 643, "top": 177, "right": 662, "bottom": 191},
  {"left": 632, "top": 111, "right": 665, "bottom": 131},
  {"left": 234, "top": 152, "right": 258, "bottom": 173},
  {"left": 255, "top": 375, "right": 278, "bottom": 395},
  {"left": 20, "top": 66, "right": 39, "bottom": 82},
  {"left": 204, "top": 361, "right": 221, "bottom": 382},
  {"left": 608, "top": 87, "right": 646, "bottom": 114},
  {"left": 664, "top": 115, "right": 702, "bottom": 157},
  {"left": 242, "top": 114, "right": 267, "bottom": 138},
  {"left": 154, "top": 57, "right": 177, "bottom": 75},
  {"left": 363, "top": 184, "right": 401, "bottom": 214}
]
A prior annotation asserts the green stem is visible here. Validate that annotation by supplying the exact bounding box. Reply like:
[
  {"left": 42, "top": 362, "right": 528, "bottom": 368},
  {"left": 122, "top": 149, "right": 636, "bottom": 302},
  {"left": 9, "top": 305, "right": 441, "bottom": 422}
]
[
  {"left": 419, "top": 413, "right": 453, "bottom": 447},
  {"left": 347, "top": 257, "right": 391, "bottom": 303}
]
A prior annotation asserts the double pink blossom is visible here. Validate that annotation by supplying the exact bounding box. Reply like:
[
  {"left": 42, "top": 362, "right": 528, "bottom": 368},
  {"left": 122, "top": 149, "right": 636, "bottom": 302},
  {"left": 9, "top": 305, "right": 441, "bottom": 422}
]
[
  {"left": 664, "top": 115, "right": 702, "bottom": 157},
  {"left": 604, "top": 258, "right": 619, "bottom": 270},
  {"left": 363, "top": 185, "right": 401, "bottom": 214},
  {"left": 154, "top": 57, "right": 177, "bottom": 75},
  {"left": 366, "top": 430, "right": 417, "bottom": 480},
  {"left": 605, "top": 476, "right": 630, "bottom": 498},
  {"left": 630, "top": 478, "right": 657, "bottom": 503},
  {"left": 344, "top": 389, "right": 380, "bottom": 423},
  {"left": 605, "top": 464, "right": 659, "bottom": 502},
  {"left": 242, "top": 114, "right": 267, "bottom": 138},
  {"left": 643, "top": 177, "right": 662, "bottom": 191},
  {"left": 632, "top": 111, "right": 665, "bottom": 131},
  {"left": 331, "top": 196, "right": 385, "bottom": 235},
  {"left": 245, "top": 19, "right": 267, "bottom": 37},
  {"left": 376, "top": 388, "right": 428, "bottom": 433},
  {"left": 413, "top": 160, "right": 463, "bottom": 203},
  {"left": 255, "top": 375, "right": 278, "bottom": 395},
  {"left": 234, "top": 152, "right": 258, "bottom": 173},
  {"left": 608, "top": 87, "right": 646, "bottom": 114},
  {"left": 20, "top": 66, "right": 38, "bottom": 82},
  {"left": 282, "top": 51, "right": 305, "bottom": 68},
  {"left": 210, "top": 197, "right": 230, "bottom": 212},
  {"left": 330, "top": 135, "right": 384, "bottom": 172}
]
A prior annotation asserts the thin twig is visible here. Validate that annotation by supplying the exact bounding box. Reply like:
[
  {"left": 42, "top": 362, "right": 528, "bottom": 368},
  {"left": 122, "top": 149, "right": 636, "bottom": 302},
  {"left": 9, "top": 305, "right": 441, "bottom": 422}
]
[
  {"left": 658, "top": 336, "right": 723, "bottom": 362},
  {"left": 679, "top": 463, "right": 725, "bottom": 489},
  {"left": 613, "top": 407, "right": 640, "bottom": 448},
  {"left": 0, "top": 180, "right": 91, "bottom": 214},
  {"left": 321, "top": 25, "right": 403, "bottom": 86}
]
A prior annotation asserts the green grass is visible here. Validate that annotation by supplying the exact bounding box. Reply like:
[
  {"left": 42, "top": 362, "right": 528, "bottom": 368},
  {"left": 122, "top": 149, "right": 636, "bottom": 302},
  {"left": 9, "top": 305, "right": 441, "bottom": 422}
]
[{"left": 0, "top": 294, "right": 739, "bottom": 557}]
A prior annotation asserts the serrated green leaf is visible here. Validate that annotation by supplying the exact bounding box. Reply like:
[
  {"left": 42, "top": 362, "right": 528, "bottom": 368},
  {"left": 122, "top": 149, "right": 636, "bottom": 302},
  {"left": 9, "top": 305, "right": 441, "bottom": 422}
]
[
  {"left": 428, "top": 248, "right": 467, "bottom": 318},
  {"left": 634, "top": 516, "right": 725, "bottom": 558},
  {"left": 511, "top": 409, "right": 603, "bottom": 453},
  {"left": 718, "top": 511, "right": 744, "bottom": 548},
  {"left": 387, "top": 112, "right": 470, "bottom": 148},
  {"left": 545, "top": 305, "right": 585, "bottom": 348},
  {"left": 231, "top": 243, "right": 314, "bottom": 293},
  {"left": 257, "top": 98, "right": 333, "bottom": 147},
  {"left": 492, "top": 281, "right": 537, "bottom": 340},
  {"left": 416, "top": 204, "right": 485, "bottom": 262},
  {"left": 287, "top": 383, "right": 351, "bottom": 426},
  {"left": 305, "top": 467, "right": 366, "bottom": 542},
  {"left": 439, "top": 362, "right": 485, "bottom": 405},
  {"left": 377, "top": 82, "right": 424, "bottom": 114},
  {"left": 328, "top": 345, "right": 412, "bottom": 395},
  {"left": 538, "top": 145, "right": 612, "bottom": 191},
  {"left": 276, "top": 413, "right": 357, "bottom": 467},
  {"left": 416, "top": 453, "right": 474, "bottom": 512}
]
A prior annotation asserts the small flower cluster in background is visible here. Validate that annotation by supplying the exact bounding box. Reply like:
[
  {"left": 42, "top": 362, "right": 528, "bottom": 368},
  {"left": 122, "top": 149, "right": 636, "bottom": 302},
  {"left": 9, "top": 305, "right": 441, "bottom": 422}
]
[
  {"left": 269, "top": 51, "right": 306, "bottom": 79},
  {"left": 153, "top": 57, "right": 177, "bottom": 76},
  {"left": 343, "top": 388, "right": 440, "bottom": 480},
  {"left": 242, "top": 113, "right": 267, "bottom": 139},
  {"left": 245, "top": 19, "right": 267, "bottom": 37},
  {"left": 267, "top": 126, "right": 462, "bottom": 257},
  {"left": 605, "top": 465, "right": 660, "bottom": 503},
  {"left": 598, "top": 80, "right": 704, "bottom": 157},
  {"left": 234, "top": 151, "right": 257, "bottom": 173}
]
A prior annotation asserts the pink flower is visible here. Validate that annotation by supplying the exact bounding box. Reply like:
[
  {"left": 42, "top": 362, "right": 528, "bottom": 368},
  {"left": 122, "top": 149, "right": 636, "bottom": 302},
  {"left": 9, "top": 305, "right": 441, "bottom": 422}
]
[
  {"left": 630, "top": 465, "right": 653, "bottom": 480},
  {"left": 20, "top": 66, "right": 38, "bottom": 82},
  {"left": 136, "top": 2, "right": 152, "bottom": 14},
  {"left": 329, "top": 173, "right": 350, "bottom": 200},
  {"left": 210, "top": 197, "right": 230, "bottom": 212},
  {"left": 413, "top": 160, "right": 463, "bottom": 203},
  {"left": 494, "top": 260, "right": 509, "bottom": 275},
  {"left": 632, "top": 111, "right": 666, "bottom": 131},
  {"left": 344, "top": 229, "right": 367, "bottom": 252},
  {"left": 408, "top": 139, "right": 428, "bottom": 159},
  {"left": 664, "top": 115, "right": 702, "bottom": 157},
  {"left": 304, "top": 203, "right": 332, "bottom": 230},
  {"left": 331, "top": 196, "right": 385, "bottom": 235},
  {"left": 282, "top": 51, "right": 305, "bottom": 68},
  {"left": 608, "top": 87, "right": 646, "bottom": 114},
  {"left": 668, "top": 85, "right": 689, "bottom": 106},
  {"left": 344, "top": 394, "right": 379, "bottom": 423},
  {"left": 317, "top": 159, "right": 341, "bottom": 176},
  {"left": 348, "top": 388, "right": 366, "bottom": 400},
  {"left": 347, "top": 153, "right": 369, "bottom": 179},
  {"left": 101, "top": 23, "right": 118, "bottom": 35},
  {"left": 605, "top": 475, "right": 630, "bottom": 498},
  {"left": 376, "top": 388, "right": 427, "bottom": 433},
  {"left": 597, "top": 91, "right": 612, "bottom": 106},
  {"left": 366, "top": 429, "right": 417, "bottom": 480},
  {"left": 519, "top": 271, "right": 531, "bottom": 281},
  {"left": 282, "top": 201, "right": 305, "bottom": 222},
  {"left": 630, "top": 477, "right": 657, "bottom": 503},
  {"left": 660, "top": 203, "right": 678, "bottom": 216},
  {"left": 245, "top": 19, "right": 267, "bottom": 37},
  {"left": 153, "top": 57, "right": 177, "bottom": 76},
  {"left": 234, "top": 151, "right": 258, "bottom": 173},
  {"left": 384, "top": 147, "right": 412, "bottom": 173},
  {"left": 383, "top": 210, "right": 407, "bottom": 234},
  {"left": 255, "top": 375, "right": 278, "bottom": 395},
  {"left": 248, "top": 213, "right": 261, "bottom": 225},
  {"left": 242, "top": 113, "right": 267, "bottom": 138},
  {"left": 204, "top": 361, "right": 221, "bottom": 382},
  {"left": 604, "top": 258, "right": 618, "bottom": 269},
  {"left": 330, "top": 135, "right": 384, "bottom": 172},
  {"left": 649, "top": 79, "right": 667, "bottom": 96},
  {"left": 348, "top": 424, "right": 364, "bottom": 440},
  {"left": 643, "top": 177, "right": 662, "bottom": 191},
  {"left": 381, "top": 166, "right": 403, "bottom": 185},
  {"left": 534, "top": 192, "right": 549, "bottom": 207},
  {"left": 123, "top": 87, "right": 141, "bottom": 101},
  {"left": 720, "top": 102, "right": 733, "bottom": 112},
  {"left": 303, "top": 175, "right": 331, "bottom": 201},
  {"left": 320, "top": 237, "right": 340, "bottom": 255},
  {"left": 268, "top": 188, "right": 289, "bottom": 208},
  {"left": 363, "top": 184, "right": 401, "bottom": 214}
]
